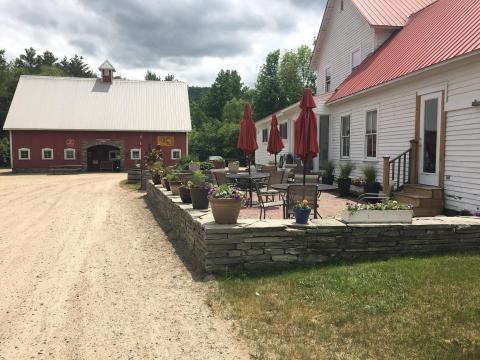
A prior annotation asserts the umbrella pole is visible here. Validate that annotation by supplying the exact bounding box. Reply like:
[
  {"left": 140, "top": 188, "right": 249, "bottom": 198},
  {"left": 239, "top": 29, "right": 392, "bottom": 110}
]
[{"left": 275, "top": 154, "right": 277, "bottom": 169}]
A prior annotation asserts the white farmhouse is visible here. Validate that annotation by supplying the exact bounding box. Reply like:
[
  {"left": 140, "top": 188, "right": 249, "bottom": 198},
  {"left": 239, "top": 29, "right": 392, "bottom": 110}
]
[{"left": 256, "top": 0, "right": 480, "bottom": 215}]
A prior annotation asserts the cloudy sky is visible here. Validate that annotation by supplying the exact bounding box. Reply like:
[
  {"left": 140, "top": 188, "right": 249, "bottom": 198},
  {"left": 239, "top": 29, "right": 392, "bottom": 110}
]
[{"left": 0, "top": 0, "right": 326, "bottom": 86}]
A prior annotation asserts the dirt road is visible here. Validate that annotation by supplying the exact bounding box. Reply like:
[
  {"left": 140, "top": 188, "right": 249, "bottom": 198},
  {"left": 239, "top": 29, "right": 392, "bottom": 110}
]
[{"left": 0, "top": 171, "right": 248, "bottom": 359}]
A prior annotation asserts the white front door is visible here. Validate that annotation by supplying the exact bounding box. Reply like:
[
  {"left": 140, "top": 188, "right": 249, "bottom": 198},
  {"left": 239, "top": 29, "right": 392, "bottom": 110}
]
[{"left": 418, "top": 92, "right": 442, "bottom": 186}]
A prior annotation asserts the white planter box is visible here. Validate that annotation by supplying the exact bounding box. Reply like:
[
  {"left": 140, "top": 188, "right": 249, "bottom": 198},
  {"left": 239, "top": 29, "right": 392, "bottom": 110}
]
[{"left": 341, "top": 210, "right": 413, "bottom": 224}]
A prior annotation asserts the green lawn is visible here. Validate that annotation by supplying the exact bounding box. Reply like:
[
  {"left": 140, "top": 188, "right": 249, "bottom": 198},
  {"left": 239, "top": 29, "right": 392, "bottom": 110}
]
[
  {"left": 210, "top": 256, "right": 480, "bottom": 359},
  {"left": 119, "top": 179, "right": 141, "bottom": 191}
]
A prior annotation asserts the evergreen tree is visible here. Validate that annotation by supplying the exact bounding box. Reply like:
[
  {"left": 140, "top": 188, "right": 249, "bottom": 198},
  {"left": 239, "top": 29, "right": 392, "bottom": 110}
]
[{"left": 203, "top": 70, "right": 244, "bottom": 119}]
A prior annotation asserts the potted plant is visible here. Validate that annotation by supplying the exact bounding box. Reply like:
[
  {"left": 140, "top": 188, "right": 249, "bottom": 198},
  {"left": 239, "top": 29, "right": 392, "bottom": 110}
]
[
  {"left": 293, "top": 199, "right": 311, "bottom": 225},
  {"left": 228, "top": 160, "right": 240, "bottom": 173},
  {"left": 200, "top": 161, "right": 214, "bottom": 171},
  {"left": 189, "top": 170, "right": 210, "bottom": 209},
  {"left": 338, "top": 162, "right": 355, "bottom": 197},
  {"left": 211, "top": 157, "right": 225, "bottom": 169},
  {"left": 150, "top": 160, "right": 164, "bottom": 185},
  {"left": 341, "top": 200, "right": 413, "bottom": 224},
  {"left": 178, "top": 181, "right": 192, "bottom": 203},
  {"left": 208, "top": 184, "right": 245, "bottom": 224},
  {"left": 362, "top": 166, "right": 381, "bottom": 194},
  {"left": 167, "top": 172, "right": 182, "bottom": 195},
  {"left": 189, "top": 161, "right": 200, "bottom": 171},
  {"left": 321, "top": 160, "right": 335, "bottom": 185}
]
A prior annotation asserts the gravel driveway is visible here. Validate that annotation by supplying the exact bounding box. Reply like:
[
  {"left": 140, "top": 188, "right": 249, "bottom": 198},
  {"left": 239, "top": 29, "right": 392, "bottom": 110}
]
[{"left": 0, "top": 171, "right": 248, "bottom": 359}]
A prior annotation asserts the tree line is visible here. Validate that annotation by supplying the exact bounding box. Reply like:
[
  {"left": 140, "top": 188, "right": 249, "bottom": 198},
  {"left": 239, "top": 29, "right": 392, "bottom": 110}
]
[{"left": 0, "top": 45, "right": 316, "bottom": 166}]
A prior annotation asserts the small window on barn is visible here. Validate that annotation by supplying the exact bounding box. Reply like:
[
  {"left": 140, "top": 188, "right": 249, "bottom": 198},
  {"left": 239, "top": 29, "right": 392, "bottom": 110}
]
[
  {"left": 18, "top": 148, "right": 30, "bottom": 160},
  {"left": 109, "top": 150, "right": 120, "bottom": 160},
  {"left": 262, "top": 128, "right": 268, "bottom": 143},
  {"left": 171, "top": 149, "right": 181, "bottom": 160},
  {"left": 130, "top": 149, "right": 141, "bottom": 160},
  {"left": 64, "top": 148, "right": 76, "bottom": 160},
  {"left": 42, "top": 148, "right": 54, "bottom": 160},
  {"left": 280, "top": 123, "right": 288, "bottom": 140}
]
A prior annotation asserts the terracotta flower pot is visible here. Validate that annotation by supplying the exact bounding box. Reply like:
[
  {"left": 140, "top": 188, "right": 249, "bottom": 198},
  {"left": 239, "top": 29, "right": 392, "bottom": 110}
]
[
  {"left": 179, "top": 186, "right": 192, "bottom": 203},
  {"left": 209, "top": 198, "right": 241, "bottom": 224},
  {"left": 190, "top": 187, "right": 209, "bottom": 209},
  {"left": 169, "top": 181, "right": 182, "bottom": 195}
]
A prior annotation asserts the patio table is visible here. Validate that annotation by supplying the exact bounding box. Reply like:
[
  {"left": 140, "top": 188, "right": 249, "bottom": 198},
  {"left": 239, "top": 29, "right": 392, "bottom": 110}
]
[{"left": 226, "top": 172, "right": 270, "bottom": 207}]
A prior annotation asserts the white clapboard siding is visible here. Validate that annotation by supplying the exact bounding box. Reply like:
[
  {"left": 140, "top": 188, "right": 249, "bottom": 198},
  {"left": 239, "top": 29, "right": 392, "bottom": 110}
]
[
  {"left": 316, "top": 0, "right": 374, "bottom": 93},
  {"left": 327, "top": 55, "right": 480, "bottom": 212}
]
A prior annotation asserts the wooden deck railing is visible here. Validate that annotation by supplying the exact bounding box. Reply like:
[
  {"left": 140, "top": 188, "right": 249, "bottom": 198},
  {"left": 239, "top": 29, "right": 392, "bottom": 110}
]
[{"left": 383, "top": 140, "right": 418, "bottom": 192}]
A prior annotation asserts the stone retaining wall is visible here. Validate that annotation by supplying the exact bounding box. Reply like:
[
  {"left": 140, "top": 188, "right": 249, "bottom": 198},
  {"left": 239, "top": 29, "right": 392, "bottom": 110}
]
[{"left": 146, "top": 181, "right": 480, "bottom": 273}]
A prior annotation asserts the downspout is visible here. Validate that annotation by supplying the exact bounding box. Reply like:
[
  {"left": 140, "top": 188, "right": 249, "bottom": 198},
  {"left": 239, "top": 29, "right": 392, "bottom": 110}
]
[{"left": 9, "top": 130, "right": 13, "bottom": 172}]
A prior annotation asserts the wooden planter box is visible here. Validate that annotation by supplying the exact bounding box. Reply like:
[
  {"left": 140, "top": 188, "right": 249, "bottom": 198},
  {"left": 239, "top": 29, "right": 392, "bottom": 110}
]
[{"left": 341, "top": 210, "right": 413, "bottom": 224}]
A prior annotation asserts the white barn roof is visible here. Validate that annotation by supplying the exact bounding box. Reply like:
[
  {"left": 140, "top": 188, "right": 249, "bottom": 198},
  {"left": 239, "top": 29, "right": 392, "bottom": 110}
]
[{"left": 4, "top": 75, "right": 192, "bottom": 132}]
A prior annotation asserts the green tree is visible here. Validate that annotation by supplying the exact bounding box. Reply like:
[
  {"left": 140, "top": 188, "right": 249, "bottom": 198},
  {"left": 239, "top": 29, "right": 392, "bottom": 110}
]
[
  {"left": 164, "top": 74, "right": 175, "bottom": 81},
  {"left": 14, "top": 47, "right": 39, "bottom": 70},
  {"left": 38, "top": 51, "right": 58, "bottom": 67},
  {"left": 252, "top": 50, "right": 287, "bottom": 120},
  {"left": 59, "top": 55, "right": 94, "bottom": 77},
  {"left": 278, "top": 49, "right": 304, "bottom": 104},
  {"left": 145, "top": 70, "right": 161, "bottom": 81},
  {"left": 296, "top": 45, "right": 317, "bottom": 92},
  {"left": 203, "top": 70, "right": 245, "bottom": 119},
  {"left": 221, "top": 98, "right": 244, "bottom": 123}
]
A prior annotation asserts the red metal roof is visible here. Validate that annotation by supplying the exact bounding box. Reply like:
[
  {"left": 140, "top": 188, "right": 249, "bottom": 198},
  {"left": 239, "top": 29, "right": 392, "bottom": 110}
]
[
  {"left": 353, "top": 0, "right": 437, "bottom": 27},
  {"left": 329, "top": 0, "right": 480, "bottom": 103}
]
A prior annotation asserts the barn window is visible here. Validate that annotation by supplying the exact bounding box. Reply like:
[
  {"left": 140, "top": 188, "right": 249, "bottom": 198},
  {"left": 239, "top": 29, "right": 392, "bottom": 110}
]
[
  {"left": 18, "top": 148, "right": 30, "bottom": 160},
  {"left": 365, "top": 109, "right": 378, "bottom": 159},
  {"left": 171, "top": 149, "right": 181, "bottom": 160},
  {"left": 109, "top": 150, "right": 120, "bottom": 160},
  {"left": 64, "top": 148, "right": 76, "bottom": 160},
  {"left": 130, "top": 149, "right": 141, "bottom": 160},
  {"left": 42, "top": 148, "right": 54, "bottom": 160}
]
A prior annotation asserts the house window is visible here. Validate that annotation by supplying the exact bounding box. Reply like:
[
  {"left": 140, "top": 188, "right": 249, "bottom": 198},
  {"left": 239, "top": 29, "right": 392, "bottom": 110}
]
[
  {"left": 109, "top": 150, "right": 120, "bottom": 160},
  {"left": 64, "top": 148, "right": 76, "bottom": 160},
  {"left": 262, "top": 128, "right": 268, "bottom": 143},
  {"left": 351, "top": 48, "right": 361, "bottom": 70},
  {"left": 42, "top": 148, "right": 54, "bottom": 160},
  {"left": 325, "top": 66, "right": 331, "bottom": 92},
  {"left": 365, "top": 110, "right": 378, "bottom": 158},
  {"left": 18, "top": 148, "right": 30, "bottom": 160},
  {"left": 279, "top": 123, "right": 288, "bottom": 140},
  {"left": 130, "top": 149, "right": 141, "bottom": 160},
  {"left": 171, "top": 149, "right": 181, "bottom": 160},
  {"left": 340, "top": 115, "right": 351, "bottom": 158}
]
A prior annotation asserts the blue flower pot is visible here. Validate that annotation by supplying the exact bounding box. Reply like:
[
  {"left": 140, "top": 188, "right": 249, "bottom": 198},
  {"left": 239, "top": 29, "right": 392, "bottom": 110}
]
[{"left": 294, "top": 208, "right": 311, "bottom": 224}]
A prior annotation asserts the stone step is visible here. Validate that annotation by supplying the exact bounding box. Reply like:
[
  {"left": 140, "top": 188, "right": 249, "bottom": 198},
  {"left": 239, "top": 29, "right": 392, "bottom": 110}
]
[
  {"left": 394, "top": 193, "right": 444, "bottom": 208},
  {"left": 411, "top": 207, "right": 444, "bottom": 217}
]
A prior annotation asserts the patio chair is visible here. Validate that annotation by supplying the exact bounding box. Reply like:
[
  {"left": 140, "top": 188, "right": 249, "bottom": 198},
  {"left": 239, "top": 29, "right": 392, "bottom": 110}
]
[
  {"left": 212, "top": 169, "right": 228, "bottom": 185},
  {"left": 254, "top": 181, "right": 284, "bottom": 220},
  {"left": 357, "top": 184, "right": 395, "bottom": 204},
  {"left": 261, "top": 164, "right": 276, "bottom": 173},
  {"left": 259, "top": 170, "right": 284, "bottom": 201},
  {"left": 284, "top": 184, "right": 319, "bottom": 219},
  {"left": 294, "top": 174, "right": 319, "bottom": 184}
]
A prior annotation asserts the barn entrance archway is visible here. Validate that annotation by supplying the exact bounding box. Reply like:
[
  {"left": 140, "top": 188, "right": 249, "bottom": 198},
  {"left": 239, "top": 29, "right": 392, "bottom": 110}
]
[{"left": 86, "top": 144, "right": 121, "bottom": 172}]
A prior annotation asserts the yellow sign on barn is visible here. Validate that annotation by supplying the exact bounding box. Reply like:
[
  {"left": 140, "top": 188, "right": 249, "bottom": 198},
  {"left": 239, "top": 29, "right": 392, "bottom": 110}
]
[{"left": 157, "top": 136, "right": 174, "bottom": 147}]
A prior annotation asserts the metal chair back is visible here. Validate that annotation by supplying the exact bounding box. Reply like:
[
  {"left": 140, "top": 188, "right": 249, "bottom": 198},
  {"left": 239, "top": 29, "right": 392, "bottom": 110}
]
[
  {"left": 285, "top": 185, "right": 318, "bottom": 218},
  {"left": 267, "top": 170, "right": 284, "bottom": 188},
  {"left": 212, "top": 170, "right": 227, "bottom": 185},
  {"left": 294, "top": 174, "right": 319, "bottom": 184}
]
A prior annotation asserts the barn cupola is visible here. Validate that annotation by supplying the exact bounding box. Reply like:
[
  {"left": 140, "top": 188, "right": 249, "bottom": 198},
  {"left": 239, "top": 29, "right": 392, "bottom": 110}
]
[{"left": 99, "top": 60, "right": 116, "bottom": 83}]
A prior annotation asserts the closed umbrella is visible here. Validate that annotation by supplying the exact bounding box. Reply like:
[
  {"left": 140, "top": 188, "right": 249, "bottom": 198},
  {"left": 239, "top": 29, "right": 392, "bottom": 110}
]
[
  {"left": 267, "top": 114, "right": 284, "bottom": 168},
  {"left": 294, "top": 88, "right": 319, "bottom": 184},
  {"left": 237, "top": 103, "right": 258, "bottom": 174}
]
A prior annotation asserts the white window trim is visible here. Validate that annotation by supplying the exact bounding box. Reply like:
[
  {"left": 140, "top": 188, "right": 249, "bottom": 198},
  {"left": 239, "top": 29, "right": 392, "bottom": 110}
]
[
  {"left": 351, "top": 47, "right": 361, "bottom": 70},
  {"left": 324, "top": 65, "right": 332, "bottom": 92},
  {"left": 42, "top": 148, "right": 54, "bottom": 160},
  {"left": 364, "top": 107, "right": 379, "bottom": 160},
  {"left": 340, "top": 113, "right": 351, "bottom": 159},
  {"left": 64, "top": 148, "right": 76, "bottom": 160},
  {"left": 171, "top": 148, "right": 181, "bottom": 160},
  {"left": 130, "top": 148, "right": 141, "bottom": 160},
  {"left": 18, "top": 148, "right": 30, "bottom": 160}
]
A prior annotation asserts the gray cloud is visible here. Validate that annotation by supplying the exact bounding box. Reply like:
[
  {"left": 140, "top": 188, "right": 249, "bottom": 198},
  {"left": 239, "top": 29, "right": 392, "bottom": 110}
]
[{"left": 1, "top": 0, "right": 323, "bottom": 85}]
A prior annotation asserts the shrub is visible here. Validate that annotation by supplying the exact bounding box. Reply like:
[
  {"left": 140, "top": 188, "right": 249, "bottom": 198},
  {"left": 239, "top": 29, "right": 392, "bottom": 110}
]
[
  {"left": 322, "top": 160, "right": 335, "bottom": 177},
  {"left": 362, "top": 166, "right": 378, "bottom": 185},
  {"left": 339, "top": 162, "right": 355, "bottom": 179}
]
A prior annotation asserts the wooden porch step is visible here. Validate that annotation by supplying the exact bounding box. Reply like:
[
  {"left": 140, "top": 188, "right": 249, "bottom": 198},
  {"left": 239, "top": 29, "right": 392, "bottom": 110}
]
[{"left": 393, "top": 185, "right": 444, "bottom": 217}]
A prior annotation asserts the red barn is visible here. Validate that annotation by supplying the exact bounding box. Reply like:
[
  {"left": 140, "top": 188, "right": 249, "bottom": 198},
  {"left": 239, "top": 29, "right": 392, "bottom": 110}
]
[{"left": 3, "top": 61, "right": 191, "bottom": 172}]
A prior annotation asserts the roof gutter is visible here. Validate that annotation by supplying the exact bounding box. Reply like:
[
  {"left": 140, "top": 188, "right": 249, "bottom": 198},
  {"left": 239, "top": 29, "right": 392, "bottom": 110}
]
[{"left": 327, "top": 49, "right": 480, "bottom": 105}]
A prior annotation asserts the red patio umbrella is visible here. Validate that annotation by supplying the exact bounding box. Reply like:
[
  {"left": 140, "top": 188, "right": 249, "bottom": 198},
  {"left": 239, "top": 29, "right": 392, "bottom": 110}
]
[
  {"left": 237, "top": 103, "right": 258, "bottom": 174},
  {"left": 295, "top": 88, "right": 319, "bottom": 184},
  {"left": 267, "top": 114, "right": 284, "bottom": 168}
]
